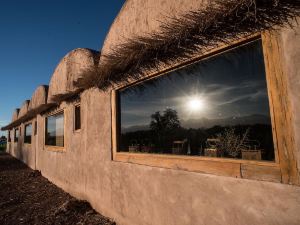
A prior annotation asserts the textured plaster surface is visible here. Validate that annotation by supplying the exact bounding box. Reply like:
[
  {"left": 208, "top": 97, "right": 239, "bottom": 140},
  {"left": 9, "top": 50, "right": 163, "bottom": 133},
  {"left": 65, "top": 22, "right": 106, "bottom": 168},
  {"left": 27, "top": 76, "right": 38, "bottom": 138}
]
[
  {"left": 31, "top": 88, "right": 300, "bottom": 225},
  {"left": 280, "top": 22, "right": 300, "bottom": 179},
  {"left": 100, "top": 0, "right": 206, "bottom": 58},
  {"left": 8, "top": 120, "right": 36, "bottom": 170},
  {"left": 29, "top": 85, "right": 48, "bottom": 110},
  {"left": 6, "top": 0, "right": 300, "bottom": 224},
  {"left": 47, "top": 48, "right": 98, "bottom": 103},
  {"left": 11, "top": 109, "right": 19, "bottom": 122},
  {"left": 18, "top": 100, "right": 30, "bottom": 119}
]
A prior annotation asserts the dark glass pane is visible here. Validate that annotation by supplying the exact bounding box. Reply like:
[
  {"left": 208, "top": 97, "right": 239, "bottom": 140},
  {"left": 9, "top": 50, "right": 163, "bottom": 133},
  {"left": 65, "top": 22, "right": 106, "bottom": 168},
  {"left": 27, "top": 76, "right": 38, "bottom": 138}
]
[
  {"left": 24, "top": 124, "right": 32, "bottom": 144},
  {"left": 45, "top": 113, "right": 64, "bottom": 147},
  {"left": 119, "top": 40, "right": 275, "bottom": 161},
  {"left": 8, "top": 131, "right": 11, "bottom": 142},
  {"left": 75, "top": 105, "right": 81, "bottom": 130},
  {"left": 34, "top": 121, "right": 37, "bottom": 135},
  {"left": 14, "top": 128, "right": 19, "bottom": 142}
]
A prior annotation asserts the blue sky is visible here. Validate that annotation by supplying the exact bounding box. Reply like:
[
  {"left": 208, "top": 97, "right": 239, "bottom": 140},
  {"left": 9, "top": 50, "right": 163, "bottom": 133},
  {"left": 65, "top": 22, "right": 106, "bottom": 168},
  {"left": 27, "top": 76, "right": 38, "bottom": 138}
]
[{"left": 0, "top": 0, "right": 124, "bottom": 136}]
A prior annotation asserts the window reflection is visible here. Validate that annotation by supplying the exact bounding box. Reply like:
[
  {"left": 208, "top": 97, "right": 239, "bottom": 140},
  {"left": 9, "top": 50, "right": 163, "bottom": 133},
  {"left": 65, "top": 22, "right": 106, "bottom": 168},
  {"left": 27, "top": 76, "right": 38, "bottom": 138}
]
[
  {"left": 24, "top": 124, "right": 32, "bottom": 144},
  {"left": 45, "top": 113, "right": 64, "bottom": 147},
  {"left": 14, "top": 128, "right": 19, "bottom": 143},
  {"left": 118, "top": 39, "right": 275, "bottom": 161}
]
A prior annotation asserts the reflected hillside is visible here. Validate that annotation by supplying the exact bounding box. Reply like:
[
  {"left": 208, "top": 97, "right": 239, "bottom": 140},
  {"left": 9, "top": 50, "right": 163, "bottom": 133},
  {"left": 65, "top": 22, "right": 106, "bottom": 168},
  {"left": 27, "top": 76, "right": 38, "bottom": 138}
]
[{"left": 120, "top": 109, "right": 274, "bottom": 161}]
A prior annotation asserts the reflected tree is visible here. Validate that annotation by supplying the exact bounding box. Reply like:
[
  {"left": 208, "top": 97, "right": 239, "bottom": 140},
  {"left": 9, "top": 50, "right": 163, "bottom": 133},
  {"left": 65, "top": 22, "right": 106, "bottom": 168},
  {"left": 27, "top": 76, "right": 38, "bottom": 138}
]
[{"left": 150, "top": 108, "right": 181, "bottom": 152}]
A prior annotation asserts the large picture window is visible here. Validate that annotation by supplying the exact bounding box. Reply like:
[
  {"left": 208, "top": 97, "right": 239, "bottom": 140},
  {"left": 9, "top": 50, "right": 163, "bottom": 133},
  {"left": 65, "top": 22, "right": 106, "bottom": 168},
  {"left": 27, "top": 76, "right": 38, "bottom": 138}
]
[
  {"left": 45, "top": 112, "right": 64, "bottom": 147},
  {"left": 24, "top": 123, "right": 32, "bottom": 144},
  {"left": 118, "top": 39, "right": 275, "bottom": 162}
]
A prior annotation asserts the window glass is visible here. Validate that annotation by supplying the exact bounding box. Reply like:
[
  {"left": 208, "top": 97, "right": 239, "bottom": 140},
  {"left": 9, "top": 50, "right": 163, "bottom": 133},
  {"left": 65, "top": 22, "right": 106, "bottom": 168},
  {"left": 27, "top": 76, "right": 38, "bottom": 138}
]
[
  {"left": 14, "top": 128, "right": 19, "bottom": 142},
  {"left": 74, "top": 105, "right": 81, "bottom": 130},
  {"left": 8, "top": 131, "right": 11, "bottom": 142},
  {"left": 45, "top": 113, "right": 64, "bottom": 147},
  {"left": 24, "top": 124, "right": 32, "bottom": 144},
  {"left": 34, "top": 121, "right": 37, "bottom": 135},
  {"left": 118, "top": 39, "right": 275, "bottom": 161}
]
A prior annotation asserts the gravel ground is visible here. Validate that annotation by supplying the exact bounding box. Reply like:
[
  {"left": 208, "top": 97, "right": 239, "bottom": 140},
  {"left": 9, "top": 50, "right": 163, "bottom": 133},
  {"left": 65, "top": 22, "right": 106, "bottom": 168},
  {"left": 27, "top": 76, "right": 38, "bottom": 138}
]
[{"left": 0, "top": 153, "right": 116, "bottom": 225}]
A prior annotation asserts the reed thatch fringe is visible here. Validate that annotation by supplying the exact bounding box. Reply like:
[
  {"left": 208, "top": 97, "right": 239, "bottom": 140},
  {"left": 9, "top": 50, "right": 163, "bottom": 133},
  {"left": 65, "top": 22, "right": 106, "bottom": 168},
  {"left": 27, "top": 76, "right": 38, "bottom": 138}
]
[
  {"left": 1, "top": 103, "right": 56, "bottom": 131},
  {"left": 50, "top": 89, "right": 82, "bottom": 104},
  {"left": 74, "top": 0, "right": 300, "bottom": 91}
]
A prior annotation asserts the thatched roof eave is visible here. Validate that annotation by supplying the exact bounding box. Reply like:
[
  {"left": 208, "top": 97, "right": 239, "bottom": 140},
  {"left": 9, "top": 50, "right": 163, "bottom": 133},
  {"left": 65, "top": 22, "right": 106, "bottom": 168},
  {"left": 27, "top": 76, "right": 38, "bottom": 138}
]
[
  {"left": 73, "top": 0, "right": 300, "bottom": 91},
  {"left": 1, "top": 103, "right": 56, "bottom": 131}
]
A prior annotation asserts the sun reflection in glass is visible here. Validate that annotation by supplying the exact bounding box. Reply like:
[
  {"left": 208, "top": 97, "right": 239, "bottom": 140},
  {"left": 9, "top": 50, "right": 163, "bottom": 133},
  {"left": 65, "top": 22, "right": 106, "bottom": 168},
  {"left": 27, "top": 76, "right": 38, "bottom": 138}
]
[{"left": 187, "top": 97, "right": 205, "bottom": 112}]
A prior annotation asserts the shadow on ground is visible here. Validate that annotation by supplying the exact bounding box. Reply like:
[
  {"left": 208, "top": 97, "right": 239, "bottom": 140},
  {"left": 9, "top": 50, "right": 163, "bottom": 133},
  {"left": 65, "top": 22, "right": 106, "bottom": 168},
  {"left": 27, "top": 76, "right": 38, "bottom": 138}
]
[{"left": 0, "top": 153, "right": 116, "bottom": 225}]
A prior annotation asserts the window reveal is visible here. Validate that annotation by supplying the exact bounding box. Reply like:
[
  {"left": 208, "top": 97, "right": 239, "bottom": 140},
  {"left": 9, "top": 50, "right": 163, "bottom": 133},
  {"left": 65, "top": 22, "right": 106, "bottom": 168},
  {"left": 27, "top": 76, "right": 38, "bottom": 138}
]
[
  {"left": 14, "top": 128, "right": 19, "bottom": 142},
  {"left": 45, "top": 113, "right": 64, "bottom": 147},
  {"left": 34, "top": 121, "right": 37, "bottom": 135},
  {"left": 74, "top": 105, "right": 81, "bottom": 131},
  {"left": 24, "top": 123, "right": 32, "bottom": 144},
  {"left": 118, "top": 39, "right": 275, "bottom": 162}
]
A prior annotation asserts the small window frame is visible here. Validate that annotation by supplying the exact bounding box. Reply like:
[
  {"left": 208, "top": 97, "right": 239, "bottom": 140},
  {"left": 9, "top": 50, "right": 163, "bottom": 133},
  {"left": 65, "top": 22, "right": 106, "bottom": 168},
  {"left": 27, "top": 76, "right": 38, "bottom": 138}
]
[
  {"left": 111, "top": 32, "right": 299, "bottom": 185},
  {"left": 8, "top": 131, "right": 11, "bottom": 143},
  {"left": 14, "top": 128, "right": 19, "bottom": 143},
  {"left": 74, "top": 104, "right": 81, "bottom": 132},
  {"left": 24, "top": 122, "right": 32, "bottom": 145},
  {"left": 44, "top": 109, "right": 65, "bottom": 152},
  {"left": 34, "top": 120, "right": 37, "bottom": 136}
]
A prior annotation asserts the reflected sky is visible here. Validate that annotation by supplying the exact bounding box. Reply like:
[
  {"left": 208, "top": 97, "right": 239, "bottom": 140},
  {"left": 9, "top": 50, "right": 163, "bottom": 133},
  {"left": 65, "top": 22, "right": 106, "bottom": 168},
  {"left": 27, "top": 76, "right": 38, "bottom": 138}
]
[
  {"left": 120, "top": 40, "right": 271, "bottom": 130},
  {"left": 47, "top": 114, "right": 64, "bottom": 136},
  {"left": 25, "top": 124, "right": 32, "bottom": 136}
]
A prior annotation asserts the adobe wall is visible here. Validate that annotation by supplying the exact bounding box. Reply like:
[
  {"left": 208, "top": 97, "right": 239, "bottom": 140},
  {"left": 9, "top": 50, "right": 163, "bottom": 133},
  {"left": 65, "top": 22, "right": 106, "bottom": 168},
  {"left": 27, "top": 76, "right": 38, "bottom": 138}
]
[
  {"left": 8, "top": 121, "right": 36, "bottom": 170},
  {"left": 21, "top": 120, "right": 37, "bottom": 170},
  {"left": 5, "top": 1, "right": 300, "bottom": 224},
  {"left": 280, "top": 21, "right": 300, "bottom": 178},
  {"left": 31, "top": 85, "right": 300, "bottom": 225}
]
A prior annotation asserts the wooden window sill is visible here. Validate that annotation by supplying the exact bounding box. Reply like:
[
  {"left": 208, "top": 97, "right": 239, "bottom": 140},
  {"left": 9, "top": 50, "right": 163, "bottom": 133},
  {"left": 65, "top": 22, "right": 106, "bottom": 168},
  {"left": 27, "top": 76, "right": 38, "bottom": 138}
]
[
  {"left": 44, "top": 145, "right": 65, "bottom": 152},
  {"left": 113, "top": 152, "right": 281, "bottom": 183}
]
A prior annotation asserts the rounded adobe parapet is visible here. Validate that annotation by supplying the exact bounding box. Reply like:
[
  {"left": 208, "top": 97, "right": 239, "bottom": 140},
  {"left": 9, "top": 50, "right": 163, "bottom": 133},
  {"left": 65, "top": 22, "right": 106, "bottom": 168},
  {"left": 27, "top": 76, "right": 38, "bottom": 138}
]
[
  {"left": 29, "top": 85, "right": 48, "bottom": 110},
  {"left": 100, "top": 0, "right": 203, "bottom": 60},
  {"left": 18, "top": 100, "right": 30, "bottom": 119},
  {"left": 11, "top": 109, "right": 20, "bottom": 122},
  {"left": 47, "top": 48, "right": 99, "bottom": 104}
]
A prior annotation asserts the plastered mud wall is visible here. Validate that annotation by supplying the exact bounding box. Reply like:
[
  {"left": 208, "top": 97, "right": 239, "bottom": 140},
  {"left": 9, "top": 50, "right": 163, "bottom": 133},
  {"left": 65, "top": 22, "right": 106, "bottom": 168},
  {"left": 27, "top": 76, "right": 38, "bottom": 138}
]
[{"left": 5, "top": 0, "right": 300, "bottom": 224}]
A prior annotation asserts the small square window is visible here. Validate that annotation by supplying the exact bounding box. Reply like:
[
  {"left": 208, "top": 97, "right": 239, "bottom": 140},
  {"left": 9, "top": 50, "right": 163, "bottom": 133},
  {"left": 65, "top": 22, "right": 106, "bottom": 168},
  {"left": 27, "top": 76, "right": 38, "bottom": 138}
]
[
  {"left": 74, "top": 105, "right": 81, "bottom": 131},
  {"left": 45, "top": 112, "right": 64, "bottom": 147}
]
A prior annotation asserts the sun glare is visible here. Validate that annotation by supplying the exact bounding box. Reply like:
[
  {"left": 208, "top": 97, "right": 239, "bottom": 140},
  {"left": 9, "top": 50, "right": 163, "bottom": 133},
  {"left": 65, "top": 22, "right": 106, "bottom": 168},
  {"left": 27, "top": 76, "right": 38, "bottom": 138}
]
[{"left": 187, "top": 97, "right": 205, "bottom": 112}]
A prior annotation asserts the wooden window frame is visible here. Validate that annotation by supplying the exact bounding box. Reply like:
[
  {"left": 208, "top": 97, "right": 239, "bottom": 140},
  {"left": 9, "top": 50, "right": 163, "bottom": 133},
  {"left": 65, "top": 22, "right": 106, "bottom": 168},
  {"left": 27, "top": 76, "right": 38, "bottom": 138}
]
[
  {"left": 24, "top": 122, "right": 32, "bottom": 145},
  {"left": 111, "top": 32, "right": 299, "bottom": 185},
  {"left": 73, "top": 103, "right": 81, "bottom": 132},
  {"left": 44, "top": 109, "right": 65, "bottom": 152}
]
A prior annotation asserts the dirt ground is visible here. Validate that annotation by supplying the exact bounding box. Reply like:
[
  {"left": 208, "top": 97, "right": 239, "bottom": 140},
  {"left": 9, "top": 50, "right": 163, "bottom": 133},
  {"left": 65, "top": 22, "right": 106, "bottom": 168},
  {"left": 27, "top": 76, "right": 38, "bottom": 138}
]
[{"left": 0, "top": 153, "right": 116, "bottom": 225}]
